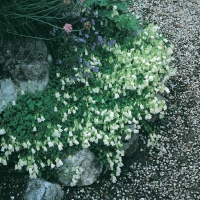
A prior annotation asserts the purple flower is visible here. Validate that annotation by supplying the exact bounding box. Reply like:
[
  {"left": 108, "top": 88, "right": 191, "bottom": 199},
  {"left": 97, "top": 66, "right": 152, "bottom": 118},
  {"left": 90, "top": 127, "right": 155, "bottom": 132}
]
[
  {"left": 91, "top": 45, "right": 95, "bottom": 51},
  {"left": 108, "top": 40, "right": 116, "bottom": 46},
  {"left": 80, "top": 18, "right": 87, "bottom": 23},
  {"left": 91, "top": 19, "right": 95, "bottom": 25},
  {"left": 79, "top": 57, "right": 82, "bottom": 63},
  {"left": 95, "top": 31, "right": 99, "bottom": 35},
  {"left": 92, "top": 66, "right": 99, "bottom": 73},
  {"left": 85, "top": 34, "right": 89, "bottom": 38},
  {"left": 70, "top": 76, "right": 77, "bottom": 82},
  {"left": 79, "top": 31, "right": 82, "bottom": 36},
  {"left": 94, "top": 11, "right": 98, "bottom": 17},
  {"left": 98, "top": 35, "right": 103, "bottom": 42},
  {"left": 83, "top": 73, "right": 90, "bottom": 78},
  {"left": 84, "top": 61, "right": 90, "bottom": 68},
  {"left": 53, "top": 27, "right": 58, "bottom": 33},
  {"left": 57, "top": 59, "right": 62, "bottom": 64},
  {"left": 50, "top": 31, "right": 55, "bottom": 36},
  {"left": 78, "top": 38, "right": 86, "bottom": 43}
]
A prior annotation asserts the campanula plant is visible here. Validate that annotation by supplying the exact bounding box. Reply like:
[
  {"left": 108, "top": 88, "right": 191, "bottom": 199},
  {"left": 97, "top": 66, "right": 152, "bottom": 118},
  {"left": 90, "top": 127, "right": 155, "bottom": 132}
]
[{"left": 0, "top": 0, "right": 176, "bottom": 184}]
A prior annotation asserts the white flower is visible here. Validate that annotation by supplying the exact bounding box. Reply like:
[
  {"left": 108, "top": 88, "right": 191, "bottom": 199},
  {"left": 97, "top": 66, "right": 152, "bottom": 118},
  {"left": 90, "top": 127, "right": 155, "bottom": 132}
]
[
  {"left": 58, "top": 143, "right": 63, "bottom": 151},
  {"left": 56, "top": 73, "right": 60, "bottom": 77},
  {"left": 93, "top": 88, "right": 99, "bottom": 93},
  {"left": 109, "top": 161, "right": 114, "bottom": 169},
  {"left": 43, "top": 146, "right": 47, "bottom": 151},
  {"left": 52, "top": 130, "right": 61, "bottom": 138},
  {"left": 61, "top": 86, "right": 65, "bottom": 90},
  {"left": 41, "top": 163, "right": 45, "bottom": 168},
  {"left": 167, "top": 48, "right": 173, "bottom": 55},
  {"left": 96, "top": 134, "right": 102, "bottom": 139},
  {"left": 40, "top": 116, "right": 45, "bottom": 121},
  {"left": 73, "top": 96, "right": 77, "bottom": 101},
  {"left": 0, "top": 129, "right": 6, "bottom": 135},
  {"left": 51, "top": 163, "right": 55, "bottom": 169},
  {"left": 55, "top": 92, "right": 61, "bottom": 98},
  {"left": 113, "top": 5, "right": 117, "bottom": 10},
  {"left": 111, "top": 175, "right": 117, "bottom": 183},
  {"left": 103, "top": 139, "right": 109, "bottom": 146},
  {"left": 37, "top": 118, "right": 42, "bottom": 123},
  {"left": 21, "top": 90, "right": 25, "bottom": 95},
  {"left": 31, "top": 148, "right": 36, "bottom": 154},
  {"left": 94, "top": 118, "right": 99, "bottom": 124},
  {"left": 145, "top": 114, "right": 152, "bottom": 120},
  {"left": 74, "top": 140, "right": 79, "bottom": 145},
  {"left": 85, "top": 49, "right": 88, "bottom": 55},
  {"left": 134, "top": 129, "right": 139, "bottom": 133},
  {"left": 1, "top": 146, "right": 5, "bottom": 152},
  {"left": 165, "top": 87, "right": 170, "bottom": 93},
  {"left": 69, "top": 141, "right": 73, "bottom": 146},
  {"left": 110, "top": 141, "right": 115, "bottom": 146},
  {"left": 140, "top": 104, "right": 144, "bottom": 109},
  {"left": 85, "top": 82, "right": 89, "bottom": 86},
  {"left": 125, "top": 134, "right": 131, "bottom": 140},
  {"left": 32, "top": 127, "right": 37, "bottom": 132},
  {"left": 114, "top": 93, "right": 119, "bottom": 99},
  {"left": 61, "top": 80, "right": 65, "bottom": 85},
  {"left": 56, "top": 159, "right": 63, "bottom": 168},
  {"left": 8, "top": 144, "right": 14, "bottom": 151},
  {"left": 22, "top": 142, "right": 28, "bottom": 148},
  {"left": 28, "top": 167, "right": 33, "bottom": 174},
  {"left": 48, "top": 141, "right": 54, "bottom": 147},
  {"left": 27, "top": 141, "right": 31, "bottom": 147},
  {"left": 54, "top": 107, "right": 58, "bottom": 112},
  {"left": 12, "top": 100, "right": 16, "bottom": 106},
  {"left": 2, "top": 159, "right": 7, "bottom": 165},
  {"left": 63, "top": 101, "right": 67, "bottom": 105},
  {"left": 64, "top": 93, "right": 70, "bottom": 99}
]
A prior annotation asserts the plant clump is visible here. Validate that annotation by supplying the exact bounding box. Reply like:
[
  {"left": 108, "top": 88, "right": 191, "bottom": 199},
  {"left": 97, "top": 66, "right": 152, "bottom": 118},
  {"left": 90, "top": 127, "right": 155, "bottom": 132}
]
[{"left": 0, "top": 0, "right": 175, "bottom": 184}]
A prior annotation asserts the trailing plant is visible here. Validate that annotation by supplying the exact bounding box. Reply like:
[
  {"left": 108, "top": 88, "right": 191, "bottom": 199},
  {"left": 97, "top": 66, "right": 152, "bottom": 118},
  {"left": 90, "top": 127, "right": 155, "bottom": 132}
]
[{"left": 0, "top": 0, "right": 176, "bottom": 184}]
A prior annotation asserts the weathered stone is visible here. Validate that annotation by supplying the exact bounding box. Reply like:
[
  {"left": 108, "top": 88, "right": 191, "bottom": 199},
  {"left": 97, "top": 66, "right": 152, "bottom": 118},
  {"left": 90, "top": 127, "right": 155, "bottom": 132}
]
[
  {"left": 23, "top": 178, "right": 64, "bottom": 200},
  {"left": 0, "top": 78, "right": 17, "bottom": 114},
  {"left": 1, "top": 37, "right": 50, "bottom": 93},
  {"left": 122, "top": 124, "right": 139, "bottom": 157},
  {"left": 57, "top": 148, "right": 103, "bottom": 186}
]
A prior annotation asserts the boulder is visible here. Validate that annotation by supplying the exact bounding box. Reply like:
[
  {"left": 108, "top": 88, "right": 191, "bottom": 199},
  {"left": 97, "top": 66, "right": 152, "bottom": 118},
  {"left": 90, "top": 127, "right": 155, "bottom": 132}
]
[
  {"left": 0, "top": 78, "right": 17, "bottom": 113},
  {"left": 0, "top": 37, "right": 50, "bottom": 93},
  {"left": 57, "top": 148, "right": 103, "bottom": 186},
  {"left": 23, "top": 178, "right": 64, "bottom": 200},
  {"left": 122, "top": 124, "right": 139, "bottom": 157}
]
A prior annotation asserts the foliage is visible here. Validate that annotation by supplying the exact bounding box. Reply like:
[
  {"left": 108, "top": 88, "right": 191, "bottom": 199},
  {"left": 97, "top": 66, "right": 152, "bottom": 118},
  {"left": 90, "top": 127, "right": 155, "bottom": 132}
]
[
  {"left": 0, "top": 0, "right": 84, "bottom": 43},
  {"left": 0, "top": 0, "right": 175, "bottom": 184}
]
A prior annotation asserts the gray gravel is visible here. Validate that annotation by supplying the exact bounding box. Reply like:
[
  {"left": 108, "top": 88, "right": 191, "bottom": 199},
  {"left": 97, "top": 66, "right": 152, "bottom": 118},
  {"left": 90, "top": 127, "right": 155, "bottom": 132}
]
[{"left": 61, "top": 0, "right": 200, "bottom": 199}]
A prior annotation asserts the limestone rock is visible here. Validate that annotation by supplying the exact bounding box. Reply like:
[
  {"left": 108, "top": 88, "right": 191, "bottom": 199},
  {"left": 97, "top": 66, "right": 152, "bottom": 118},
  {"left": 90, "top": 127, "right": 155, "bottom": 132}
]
[
  {"left": 57, "top": 148, "right": 103, "bottom": 186},
  {"left": 122, "top": 124, "right": 139, "bottom": 157},
  {"left": 23, "top": 178, "right": 64, "bottom": 200},
  {"left": 0, "top": 37, "right": 50, "bottom": 93},
  {"left": 0, "top": 78, "right": 17, "bottom": 114}
]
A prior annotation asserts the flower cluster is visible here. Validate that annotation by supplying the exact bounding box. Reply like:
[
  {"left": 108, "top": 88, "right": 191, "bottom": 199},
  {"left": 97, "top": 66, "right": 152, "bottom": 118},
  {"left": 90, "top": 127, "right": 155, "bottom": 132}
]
[
  {"left": 0, "top": 5, "right": 175, "bottom": 184},
  {"left": 63, "top": 23, "right": 73, "bottom": 33}
]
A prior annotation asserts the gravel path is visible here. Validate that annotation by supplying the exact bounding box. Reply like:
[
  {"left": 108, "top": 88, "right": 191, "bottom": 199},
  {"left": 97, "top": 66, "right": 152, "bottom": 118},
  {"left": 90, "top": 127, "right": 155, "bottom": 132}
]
[{"left": 0, "top": 0, "right": 200, "bottom": 199}]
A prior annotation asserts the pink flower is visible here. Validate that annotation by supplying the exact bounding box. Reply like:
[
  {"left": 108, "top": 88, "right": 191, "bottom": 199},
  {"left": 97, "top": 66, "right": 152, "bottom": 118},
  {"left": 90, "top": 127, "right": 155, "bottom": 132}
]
[{"left": 63, "top": 23, "right": 72, "bottom": 33}]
